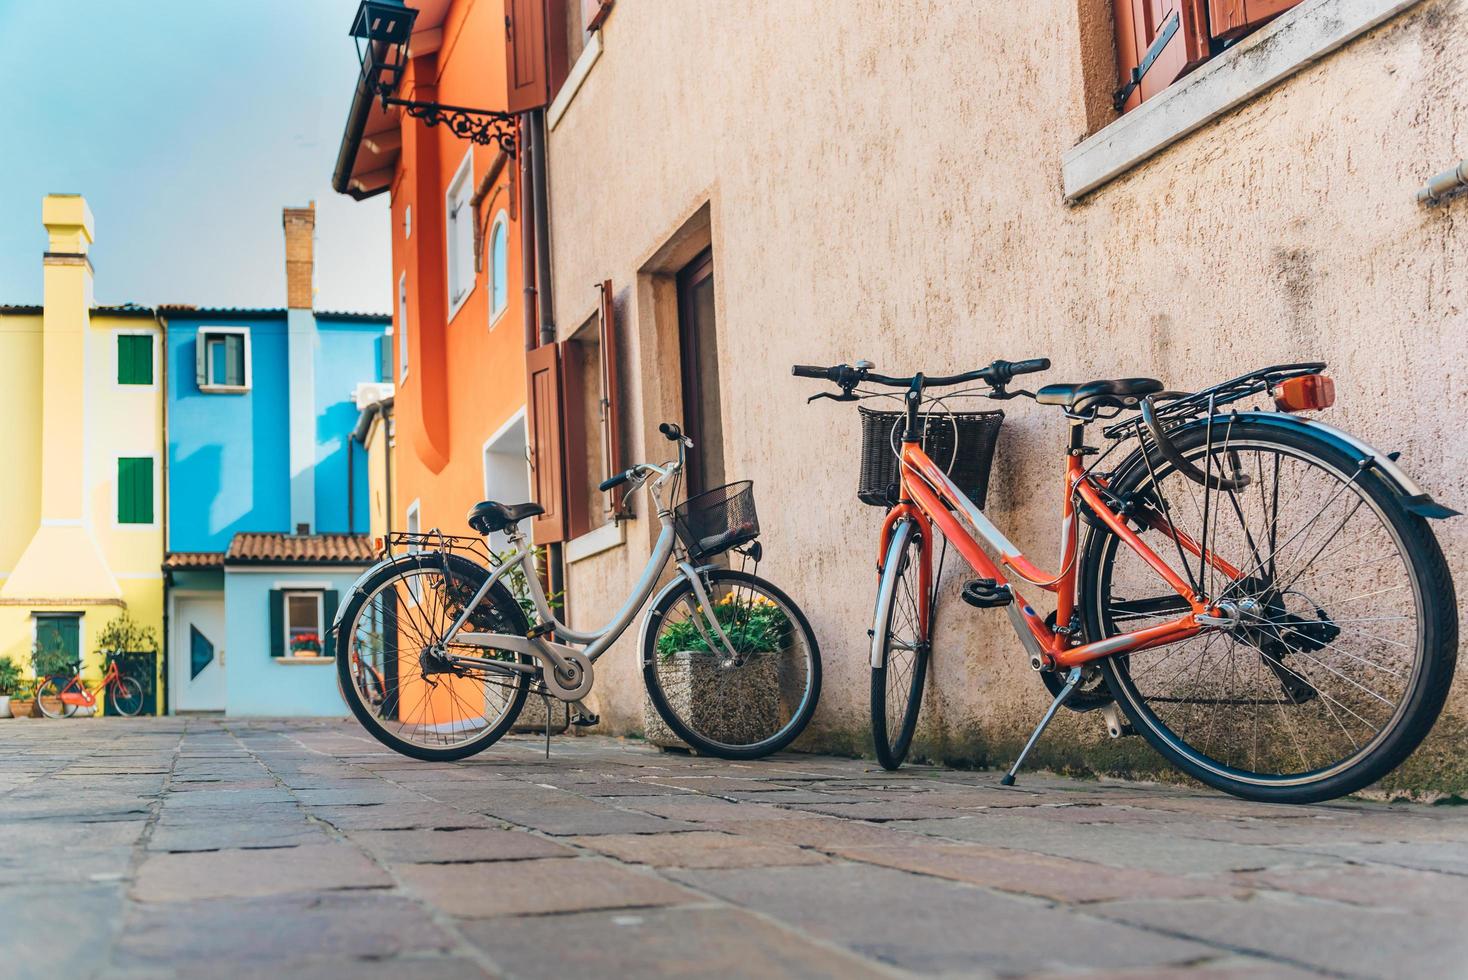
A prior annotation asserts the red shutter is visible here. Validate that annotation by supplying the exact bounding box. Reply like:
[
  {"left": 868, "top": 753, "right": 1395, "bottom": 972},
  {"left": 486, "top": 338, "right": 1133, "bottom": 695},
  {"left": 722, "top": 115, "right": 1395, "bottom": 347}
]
[
  {"left": 526, "top": 343, "right": 566, "bottom": 543},
  {"left": 1208, "top": 0, "right": 1302, "bottom": 41},
  {"left": 581, "top": 0, "right": 613, "bottom": 32},
  {"left": 597, "top": 280, "right": 627, "bottom": 518},
  {"left": 1114, "top": 0, "right": 1212, "bottom": 113},
  {"left": 504, "top": 0, "right": 549, "bottom": 113},
  {"left": 560, "top": 340, "right": 591, "bottom": 541}
]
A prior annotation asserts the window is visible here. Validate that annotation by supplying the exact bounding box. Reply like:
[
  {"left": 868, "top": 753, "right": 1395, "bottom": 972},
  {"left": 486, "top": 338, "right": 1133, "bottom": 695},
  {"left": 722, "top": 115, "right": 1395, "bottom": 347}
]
[
  {"left": 489, "top": 211, "right": 510, "bottom": 325},
  {"left": 116, "top": 334, "right": 153, "bottom": 385},
  {"left": 404, "top": 204, "right": 412, "bottom": 240},
  {"left": 445, "top": 151, "right": 476, "bottom": 318},
  {"left": 269, "top": 589, "right": 339, "bottom": 658},
  {"left": 117, "top": 457, "right": 154, "bottom": 525},
  {"left": 33, "top": 614, "right": 81, "bottom": 675},
  {"left": 405, "top": 501, "right": 422, "bottom": 601},
  {"left": 397, "top": 273, "right": 409, "bottom": 380},
  {"left": 561, "top": 280, "right": 626, "bottom": 543},
  {"left": 1112, "top": 0, "right": 1302, "bottom": 113},
  {"left": 195, "top": 327, "right": 250, "bottom": 392}
]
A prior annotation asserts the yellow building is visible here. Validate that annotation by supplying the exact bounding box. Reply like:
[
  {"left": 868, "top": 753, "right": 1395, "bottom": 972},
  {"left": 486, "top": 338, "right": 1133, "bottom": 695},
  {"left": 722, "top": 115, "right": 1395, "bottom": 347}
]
[{"left": 0, "top": 195, "right": 164, "bottom": 713}]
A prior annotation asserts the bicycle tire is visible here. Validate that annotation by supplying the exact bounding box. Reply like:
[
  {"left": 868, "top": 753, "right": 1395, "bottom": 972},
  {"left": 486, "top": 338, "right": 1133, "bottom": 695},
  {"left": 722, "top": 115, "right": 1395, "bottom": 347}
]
[
  {"left": 34, "top": 677, "right": 79, "bottom": 719},
  {"left": 1081, "top": 419, "right": 1457, "bottom": 803},
  {"left": 336, "top": 552, "right": 533, "bottom": 762},
  {"left": 871, "top": 519, "right": 930, "bottom": 770},
  {"left": 642, "top": 569, "right": 821, "bottom": 760},
  {"left": 111, "top": 676, "right": 144, "bottom": 717}
]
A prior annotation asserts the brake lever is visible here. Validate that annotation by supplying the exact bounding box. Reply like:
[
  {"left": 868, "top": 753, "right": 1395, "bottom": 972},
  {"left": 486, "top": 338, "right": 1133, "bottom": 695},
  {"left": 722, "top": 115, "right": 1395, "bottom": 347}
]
[
  {"left": 986, "top": 387, "right": 1037, "bottom": 401},
  {"left": 808, "top": 391, "right": 860, "bottom": 403}
]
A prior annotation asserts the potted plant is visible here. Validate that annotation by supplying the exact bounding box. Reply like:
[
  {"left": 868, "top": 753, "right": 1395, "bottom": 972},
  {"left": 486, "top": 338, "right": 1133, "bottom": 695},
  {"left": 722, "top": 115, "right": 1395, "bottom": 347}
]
[
  {"left": 0, "top": 656, "right": 23, "bottom": 718},
  {"left": 31, "top": 643, "right": 78, "bottom": 718},
  {"left": 643, "top": 591, "right": 792, "bottom": 749},
  {"left": 95, "top": 612, "right": 157, "bottom": 716},
  {"left": 290, "top": 632, "right": 324, "bottom": 658},
  {"left": 9, "top": 680, "right": 36, "bottom": 720}
]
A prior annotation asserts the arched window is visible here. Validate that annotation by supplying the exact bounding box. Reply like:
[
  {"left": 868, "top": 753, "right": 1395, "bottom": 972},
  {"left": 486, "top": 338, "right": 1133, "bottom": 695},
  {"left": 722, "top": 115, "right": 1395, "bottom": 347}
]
[{"left": 489, "top": 211, "right": 509, "bottom": 324}]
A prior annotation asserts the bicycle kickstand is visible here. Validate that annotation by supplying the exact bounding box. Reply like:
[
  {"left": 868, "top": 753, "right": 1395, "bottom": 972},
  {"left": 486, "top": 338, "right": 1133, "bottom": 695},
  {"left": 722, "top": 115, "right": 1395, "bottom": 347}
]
[
  {"left": 539, "top": 692, "right": 553, "bottom": 760},
  {"left": 1001, "top": 667, "right": 1083, "bottom": 787}
]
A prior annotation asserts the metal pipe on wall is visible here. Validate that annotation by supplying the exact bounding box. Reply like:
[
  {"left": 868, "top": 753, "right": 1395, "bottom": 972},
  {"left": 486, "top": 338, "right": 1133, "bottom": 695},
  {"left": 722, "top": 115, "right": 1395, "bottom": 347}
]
[
  {"left": 528, "top": 108, "right": 555, "bottom": 347},
  {"left": 520, "top": 120, "right": 538, "bottom": 352},
  {"left": 1417, "top": 160, "right": 1468, "bottom": 205}
]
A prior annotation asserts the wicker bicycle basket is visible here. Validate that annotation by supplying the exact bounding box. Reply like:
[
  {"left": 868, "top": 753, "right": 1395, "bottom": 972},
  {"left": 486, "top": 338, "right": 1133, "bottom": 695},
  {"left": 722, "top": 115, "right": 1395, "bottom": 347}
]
[
  {"left": 857, "top": 407, "right": 1004, "bottom": 508},
  {"left": 673, "top": 481, "right": 760, "bottom": 560}
]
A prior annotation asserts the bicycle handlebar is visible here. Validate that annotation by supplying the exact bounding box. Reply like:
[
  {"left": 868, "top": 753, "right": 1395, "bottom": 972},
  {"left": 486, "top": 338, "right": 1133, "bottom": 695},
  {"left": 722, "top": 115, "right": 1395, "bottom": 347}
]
[{"left": 791, "top": 357, "right": 1050, "bottom": 392}]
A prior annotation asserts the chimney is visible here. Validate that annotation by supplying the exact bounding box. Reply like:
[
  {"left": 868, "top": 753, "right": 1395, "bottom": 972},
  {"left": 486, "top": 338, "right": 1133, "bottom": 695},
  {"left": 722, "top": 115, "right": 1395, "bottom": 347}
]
[{"left": 283, "top": 202, "right": 316, "bottom": 309}]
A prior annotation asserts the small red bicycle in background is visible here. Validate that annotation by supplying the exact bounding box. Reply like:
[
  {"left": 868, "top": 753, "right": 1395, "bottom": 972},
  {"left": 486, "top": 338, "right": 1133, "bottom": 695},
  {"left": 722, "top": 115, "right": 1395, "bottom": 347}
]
[{"left": 35, "top": 657, "right": 145, "bottom": 718}]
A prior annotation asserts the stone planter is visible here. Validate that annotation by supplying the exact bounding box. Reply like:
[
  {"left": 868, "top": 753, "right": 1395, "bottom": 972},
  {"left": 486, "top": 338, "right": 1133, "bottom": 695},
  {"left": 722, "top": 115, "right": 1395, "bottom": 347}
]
[
  {"left": 0, "top": 695, "right": 10, "bottom": 718},
  {"left": 643, "top": 650, "right": 780, "bottom": 750},
  {"left": 512, "top": 693, "right": 570, "bottom": 735}
]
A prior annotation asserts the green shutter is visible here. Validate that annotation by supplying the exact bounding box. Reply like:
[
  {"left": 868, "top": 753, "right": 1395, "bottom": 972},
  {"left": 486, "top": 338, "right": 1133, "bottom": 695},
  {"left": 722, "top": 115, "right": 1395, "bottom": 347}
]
[
  {"left": 269, "top": 590, "right": 284, "bottom": 658},
  {"left": 117, "top": 457, "right": 153, "bottom": 524},
  {"left": 323, "top": 591, "right": 340, "bottom": 659},
  {"left": 117, "top": 335, "right": 152, "bottom": 385}
]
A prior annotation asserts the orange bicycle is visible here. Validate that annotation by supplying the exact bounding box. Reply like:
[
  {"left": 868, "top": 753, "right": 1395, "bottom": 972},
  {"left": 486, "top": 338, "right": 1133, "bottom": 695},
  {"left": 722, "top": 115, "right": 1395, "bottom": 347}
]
[
  {"left": 35, "top": 657, "right": 145, "bottom": 718},
  {"left": 796, "top": 358, "right": 1457, "bottom": 803}
]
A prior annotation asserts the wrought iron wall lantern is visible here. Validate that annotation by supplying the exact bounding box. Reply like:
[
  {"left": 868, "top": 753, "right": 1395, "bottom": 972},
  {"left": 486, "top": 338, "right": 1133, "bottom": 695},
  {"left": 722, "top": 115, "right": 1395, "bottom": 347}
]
[{"left": 350, "top": 0, "right": 518, "bottom": 156}]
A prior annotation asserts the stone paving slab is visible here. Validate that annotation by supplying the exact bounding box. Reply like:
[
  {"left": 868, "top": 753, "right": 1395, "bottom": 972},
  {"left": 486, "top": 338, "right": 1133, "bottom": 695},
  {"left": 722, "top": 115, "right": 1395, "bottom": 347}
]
[{"left": 2, "top": 717, "right": 1465, "bottom": 980}]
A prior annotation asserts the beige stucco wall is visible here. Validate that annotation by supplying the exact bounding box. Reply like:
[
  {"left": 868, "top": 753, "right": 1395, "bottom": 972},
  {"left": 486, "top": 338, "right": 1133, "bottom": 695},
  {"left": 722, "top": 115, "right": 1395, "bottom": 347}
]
[{"left": 545, "top": 0, "right": 1467, "bottom": 791}]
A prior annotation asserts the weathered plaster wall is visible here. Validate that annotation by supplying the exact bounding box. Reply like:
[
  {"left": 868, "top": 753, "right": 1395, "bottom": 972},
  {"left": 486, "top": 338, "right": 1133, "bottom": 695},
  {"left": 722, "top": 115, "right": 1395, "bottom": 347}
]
[{"left": 546, "top": 0, "right": 1467, "bottom": 790}]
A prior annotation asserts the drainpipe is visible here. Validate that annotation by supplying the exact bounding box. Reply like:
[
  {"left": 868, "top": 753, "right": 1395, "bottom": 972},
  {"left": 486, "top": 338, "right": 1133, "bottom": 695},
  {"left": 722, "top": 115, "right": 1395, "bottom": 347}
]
[
  {"left": 528, "top": 108, "right": 555, "bottom": 347},
  {"left": 520, "top": 125, "right": 538, "bottom": 352},
  {"left": 346, "top": 438, "right": 355, "bottom": 534},
  {"left": 1417, "top": 160, "right": 1468, "bottom": 205}
]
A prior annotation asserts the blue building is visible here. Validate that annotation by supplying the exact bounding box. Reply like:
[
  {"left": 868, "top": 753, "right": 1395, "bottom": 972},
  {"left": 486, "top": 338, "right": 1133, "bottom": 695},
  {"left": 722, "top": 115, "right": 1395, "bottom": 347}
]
[{"left": 161, "top": 205, "right": 390, "bottom": 715}]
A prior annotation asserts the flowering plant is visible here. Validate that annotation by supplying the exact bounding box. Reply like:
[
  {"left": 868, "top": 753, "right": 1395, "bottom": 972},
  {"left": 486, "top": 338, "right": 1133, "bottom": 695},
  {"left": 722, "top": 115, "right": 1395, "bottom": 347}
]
[
  {"left": 655, "top": 592, "right": 790, "bottom": 659},
  {"left": 290, "top": 633, "right": 323, "bottom": 655}
]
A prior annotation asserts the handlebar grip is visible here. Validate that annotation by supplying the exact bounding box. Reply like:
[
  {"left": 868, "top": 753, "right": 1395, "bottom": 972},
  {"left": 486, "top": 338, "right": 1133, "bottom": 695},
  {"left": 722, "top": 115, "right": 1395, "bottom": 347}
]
[
  {"left": 791, "top": 365, "right": 832, "bottom": 379},
  {"left": 658, "top": 422, "right": 682, "bottom": 441},
  {"left": 1007, "top": 358, "right": 1050, "bottom": 376},
  {"left": 599, "top": 469, "right": 634, "bottom": 493}
]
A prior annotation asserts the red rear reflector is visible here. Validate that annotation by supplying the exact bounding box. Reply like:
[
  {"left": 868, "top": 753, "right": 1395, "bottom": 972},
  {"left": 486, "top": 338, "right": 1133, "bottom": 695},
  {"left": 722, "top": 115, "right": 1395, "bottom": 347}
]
[
  {"left": 1273, "top": 375, "right": 1335, "bottom": 412},
  {"left": 373, "top": 536, "right": 385, "bottom": 553}
]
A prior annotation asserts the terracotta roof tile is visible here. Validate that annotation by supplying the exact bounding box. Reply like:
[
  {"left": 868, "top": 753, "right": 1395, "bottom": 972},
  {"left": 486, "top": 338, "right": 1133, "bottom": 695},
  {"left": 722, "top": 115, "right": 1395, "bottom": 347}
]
[
  {"left": 224, "top": 533, "right": 375, "bottom": 566},
  {"left": 163, "top": 552, "right": 225, "bottom": 571}
]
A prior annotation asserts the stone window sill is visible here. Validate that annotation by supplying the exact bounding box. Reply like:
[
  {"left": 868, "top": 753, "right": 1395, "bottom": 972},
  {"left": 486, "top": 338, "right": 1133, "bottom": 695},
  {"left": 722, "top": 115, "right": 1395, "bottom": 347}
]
[
  {"left": 1062, "top": 0, "right": 1423, "bottom": 201},
  {"left": 275, "top": 656, "right": 333, "bottom": 665},
  {"left": 566, "top": 520, "right": 625, "bottom": 564},
  {"left": 548, "top": 29, "right": 603, "bottom": 131}
]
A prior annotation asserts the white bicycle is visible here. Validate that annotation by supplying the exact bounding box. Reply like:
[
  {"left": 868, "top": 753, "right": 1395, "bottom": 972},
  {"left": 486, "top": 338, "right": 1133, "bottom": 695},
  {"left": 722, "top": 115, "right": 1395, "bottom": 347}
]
[{"left": 332, "top": 423, "right": 821, "bottom": 761}]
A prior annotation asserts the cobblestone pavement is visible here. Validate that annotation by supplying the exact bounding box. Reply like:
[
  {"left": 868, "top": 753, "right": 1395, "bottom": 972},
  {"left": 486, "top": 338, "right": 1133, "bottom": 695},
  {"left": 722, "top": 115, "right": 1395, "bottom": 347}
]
[{"left": 2, "top": 718, "right": 1466, "bottom": 979}]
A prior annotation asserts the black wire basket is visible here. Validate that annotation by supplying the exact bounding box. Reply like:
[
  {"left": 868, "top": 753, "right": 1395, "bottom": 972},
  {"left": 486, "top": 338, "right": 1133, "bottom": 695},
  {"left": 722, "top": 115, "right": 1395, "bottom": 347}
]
[
  {"left": 674, "top": 481, "right": 760, "bottom": 560},
  {"left": 857, "top": 407, "right": 1004, "bottom": 509}
]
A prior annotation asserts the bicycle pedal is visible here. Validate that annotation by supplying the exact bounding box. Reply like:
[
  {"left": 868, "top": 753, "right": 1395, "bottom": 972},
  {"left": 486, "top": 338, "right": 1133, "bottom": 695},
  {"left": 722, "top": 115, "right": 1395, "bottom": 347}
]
[
  {"left": 961, "top": 579, "right": 1012, "bottom": 609},
  {"left": 570, "top": 711, "right": 600, "bottom": 728}
]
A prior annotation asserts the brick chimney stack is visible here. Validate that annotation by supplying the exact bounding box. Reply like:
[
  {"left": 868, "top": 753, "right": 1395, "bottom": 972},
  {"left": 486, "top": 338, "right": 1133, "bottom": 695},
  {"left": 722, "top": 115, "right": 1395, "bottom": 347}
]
[{"left": 282, "top": 202, "right": 316, "bottom": 310}]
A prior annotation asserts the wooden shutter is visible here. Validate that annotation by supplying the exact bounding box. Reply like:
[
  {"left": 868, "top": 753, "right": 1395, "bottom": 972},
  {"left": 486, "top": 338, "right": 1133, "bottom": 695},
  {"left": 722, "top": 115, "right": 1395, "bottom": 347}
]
[
  {"left": 269, "top": 590, "right": 284, "bottom": 658},
  {"left": 1114, "top": 0, "right": 1211, "bottom": 113},
  {"left": 118, "top": 335, "right": 151, "bottom": 385},
  {"left": 195, "top": 332, "right": 208, "bottom": 387},
  {"left": 118, "top": 457, "right": 153, "bottom": 524},
  {"left": 526, "top": 342, "right": 567, "bottom": 543},
  {"left": 582, "top": 0, "right": 613, "bottom": 32},
  {"left": 504, "top": 0, "right": 549, "bottom": 113},
  {"left": 560, "top": 340, "right": 590, "bottom": 540},
  {"left": 1208, "top": 0, "right": 1302, "bottom": 41},
  {"left": 597, "top": 280, "right": 627, "bottom": 517},
  {"left": 323, "top": 590, "right": 340, "bottom": 658}
]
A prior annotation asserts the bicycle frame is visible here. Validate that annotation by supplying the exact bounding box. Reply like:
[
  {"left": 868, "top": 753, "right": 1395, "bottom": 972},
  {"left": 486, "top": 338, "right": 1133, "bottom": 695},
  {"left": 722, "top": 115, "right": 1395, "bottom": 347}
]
[
  {"left": 877, "top": 420, "right": 1243, "bottom": 672},
  {"left": 58, "top": 660, "right": 121, "bottom": 709},
  {"left": 419, "top": 448, "right": 741, "bottom": 692}
]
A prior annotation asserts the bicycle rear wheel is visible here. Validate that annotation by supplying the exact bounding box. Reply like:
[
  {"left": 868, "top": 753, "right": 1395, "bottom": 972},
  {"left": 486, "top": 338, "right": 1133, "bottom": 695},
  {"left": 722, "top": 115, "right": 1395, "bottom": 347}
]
[
  {"left": 871, "top": 519, "right": 930, "bottom": 770},
  {"left": 336, "top": 552, "right": 533, "bottom": 761},
  {"left": 34, "top": 678, "right": 79, "bottom": 719},
  {"left": 642, "top": 570, "right": 821, "bottom": 759},
  {"left": 1083, "top": 419, "right": 1457, "bottom": 803},
  {"left": 110, "top": 677, "right": 144, "bottom": 716}
]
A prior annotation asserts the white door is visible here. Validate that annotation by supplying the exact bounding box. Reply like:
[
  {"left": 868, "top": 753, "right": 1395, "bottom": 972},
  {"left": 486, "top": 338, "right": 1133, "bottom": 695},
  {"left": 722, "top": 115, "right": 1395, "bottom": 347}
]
[{"left": 172, "top": 594, "right": 226, "bottom": 712}]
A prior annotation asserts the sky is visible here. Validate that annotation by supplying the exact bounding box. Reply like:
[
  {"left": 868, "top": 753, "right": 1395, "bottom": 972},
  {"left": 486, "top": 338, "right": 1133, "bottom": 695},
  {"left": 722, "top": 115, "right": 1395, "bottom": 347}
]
[{"left": 0, "top": 0, "right": 391, "bottom": 312}]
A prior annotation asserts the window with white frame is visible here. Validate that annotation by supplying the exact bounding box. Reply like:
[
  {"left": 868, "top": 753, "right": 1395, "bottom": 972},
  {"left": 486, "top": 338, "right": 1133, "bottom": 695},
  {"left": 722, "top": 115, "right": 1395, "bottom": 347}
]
[
  {"left": 397, "top": 273, "right": 409, "bottom": 381},
  {"left": 284, "top": 591, "right": 323, "bottom": 657},
  {"left": 489, "top": 210, "right": 509, "bottom": 325},
  {"left": 405, "top": 500, "right": 422, "bottom": 602},
  {"left": 445, "top": 152, "right": 476, "bottom": 317},
  {"left": 195, "top": 327, "right": 250, "bottom": 392}
]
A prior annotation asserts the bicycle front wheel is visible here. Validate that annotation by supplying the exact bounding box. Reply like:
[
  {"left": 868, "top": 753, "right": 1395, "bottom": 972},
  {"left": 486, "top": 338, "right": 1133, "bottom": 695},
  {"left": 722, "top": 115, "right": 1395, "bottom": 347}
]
[
  {"left": 336, "top": 552, "right": 534, "bottom": 761},
  {"left": 871, "top": 519, "right": 930, "bottom": 770},
  {"left": 1083, "top": 419, "right": 1457, "bottom": 803},
  {"left": 643, "top": 570, "right": 821, "bottom": 760},
  {"left": 111, "top": 677, "right": 145, "bottom": 716}
]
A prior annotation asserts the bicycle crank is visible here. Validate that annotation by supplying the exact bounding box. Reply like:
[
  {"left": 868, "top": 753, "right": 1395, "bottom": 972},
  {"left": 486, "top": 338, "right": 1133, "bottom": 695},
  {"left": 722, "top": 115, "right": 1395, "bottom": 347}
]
[{"left": 540, "top": 647, "right": 594, "bottom": 700}]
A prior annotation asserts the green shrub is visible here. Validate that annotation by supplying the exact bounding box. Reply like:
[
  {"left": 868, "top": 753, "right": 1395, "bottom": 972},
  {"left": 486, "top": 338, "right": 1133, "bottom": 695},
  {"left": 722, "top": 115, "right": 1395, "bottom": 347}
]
[
  {"left": 0, "top": 656, "right": 24, "bottom": 697},
  {"left": 655, "top": 593, "right": 791, "bottom": 658}
]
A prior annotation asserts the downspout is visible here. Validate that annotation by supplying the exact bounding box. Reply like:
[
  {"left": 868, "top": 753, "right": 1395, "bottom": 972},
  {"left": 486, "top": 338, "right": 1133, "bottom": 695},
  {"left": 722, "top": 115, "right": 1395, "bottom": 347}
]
[
  {"left": 520, "top": 121, "right": 538, "bottom": 352},
  {"left": 528, "top": 108, "right": 555, "bottom": 346},
  {"left": 383, "top": 403, "right": 395, "bottom": 537},
  {"left": 346, "top": 438, "right": 355, "bottom": 534},
  {"left": 157, "top": 310, "right": 170, "bottom": 716}
]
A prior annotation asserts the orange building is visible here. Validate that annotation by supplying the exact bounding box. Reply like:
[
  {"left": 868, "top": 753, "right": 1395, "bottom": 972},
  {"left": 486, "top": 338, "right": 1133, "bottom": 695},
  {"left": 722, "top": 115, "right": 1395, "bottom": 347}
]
[{"left": 334, "top": 0, "right": 532, "bottom": 547}]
